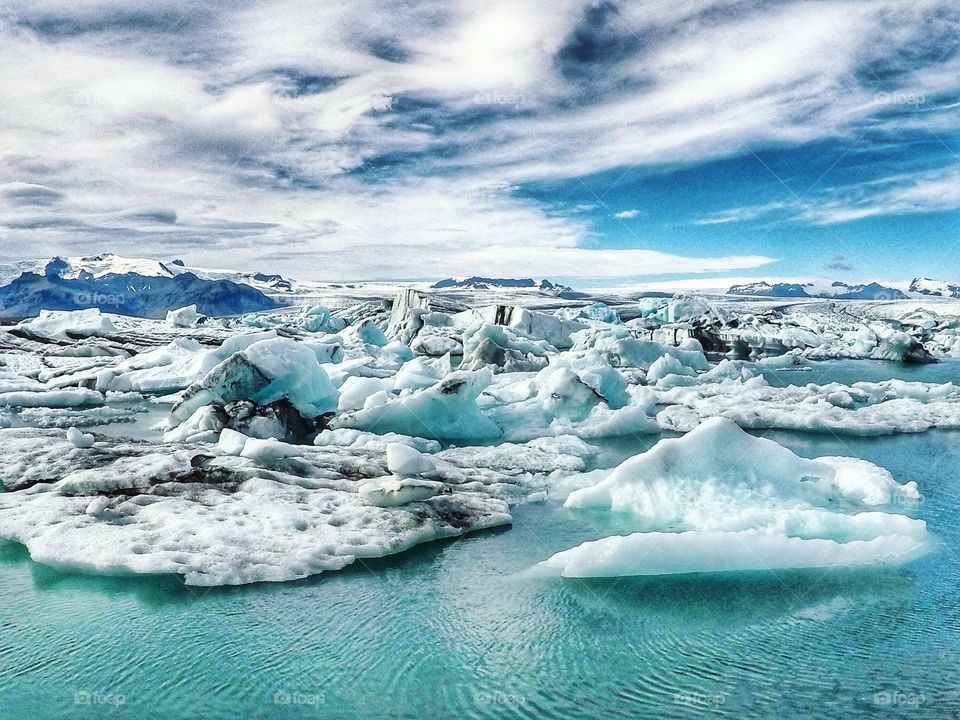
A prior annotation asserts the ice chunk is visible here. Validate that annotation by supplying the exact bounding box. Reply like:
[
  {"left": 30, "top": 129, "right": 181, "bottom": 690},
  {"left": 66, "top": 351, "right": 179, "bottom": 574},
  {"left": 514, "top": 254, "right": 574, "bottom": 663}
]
[
  {"left": 394, "top": 357, "right": 442, "bottom": 391},
  {"left": 217, "top": 428, "right": 249, "bottom": 456},
  {"left": 165, "top": 304, "right": 202, "bottom": 328},
  {"left": 240, "top": 437, "right": 304, "bottom": 462},
  {"left": 337, "top": 376, "right": 395, "bottom": 412},
  {"left": 0, "top": 389, "right": 104, "bottom": 408},
  {"left": 18, "top": 308, "right": 115, "bottom": 340},
  {"left": 358, "top": 477, "right": 443, "bottom": 507},
  {"left": 313, "top": 429, "right": 442, "bottom": 453},
  {"left": 646, "top": 354, "right": 698, "bottom": 385},
  {"left": 66, "top": 426, "right": 95, "bottom": 448},
  {"left": 171, "top": 337, "right": 338, "bottom": 425},
  {"left": 332, "top": 370, "right": 502, "bottom": 441},
  {"left": 572, "top": 326, "right": 710, "bottom": 371},
  {"left": 300, "top": 305, "right": 346, "bottom": 334},
  {"left": 538, "top": 528, "right": 929, "bottom": 578},
  {"left": 340, "top": 318, "right": 388, "bottom": 347},
  {"left": 84, "top": 496, "right": 111, "bottom": 517},
  {"left": 386, "top": 443, "right": 436, "bottom": 476},
  {"left": 545, "top": 418, "right": 928, "bottom": 577},
  {"left": 567, "top": 418, "right": 918, "bottom": 516},
  {"left": 460, "top": 322, "right": 553, "bottom": 372},
  {"left": 0, "top": 428, "right": 512, "bottom": 585},
  {"left": 456, "top": 306, "right": 585, "bottom": 350},
  {"left": 164, "top": 405, "right": 226, "bottom": 443}
]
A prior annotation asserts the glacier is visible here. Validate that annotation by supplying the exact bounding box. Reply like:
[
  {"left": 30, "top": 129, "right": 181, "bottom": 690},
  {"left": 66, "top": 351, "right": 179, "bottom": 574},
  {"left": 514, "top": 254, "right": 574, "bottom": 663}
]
[{"left": 0, "top": 271, "right": 953, "bottom": 586}]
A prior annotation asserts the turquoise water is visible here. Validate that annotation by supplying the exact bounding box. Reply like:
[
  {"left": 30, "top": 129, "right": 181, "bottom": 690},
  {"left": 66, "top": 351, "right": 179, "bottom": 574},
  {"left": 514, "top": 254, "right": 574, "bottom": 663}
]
[
  {"left": 3, "top": 371, "right": 960, "bottom": 718},
  {"left": 759, "top": 358, "right": 960, "bottom": 388}
]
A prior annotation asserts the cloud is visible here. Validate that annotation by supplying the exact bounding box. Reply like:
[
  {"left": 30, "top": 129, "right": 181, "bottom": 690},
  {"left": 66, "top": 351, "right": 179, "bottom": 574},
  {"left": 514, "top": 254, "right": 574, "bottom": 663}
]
[
  {"left": 0, "top": 182, "right": 66, "bottom": 206},
  {"left": 699, "top": 165, "right": 960, "bottom": 228},
  {"left": 695, "top": 201, "right": 788, "bottom": 226},
  {"left": 825, "top": 255, "right": 853, "bottom": 272},
  {"left": 0, "top": 0, "right": 956, "bottom": 277},
  {"left": 614, "top": 209, "right": 640, "bottom": 219}
]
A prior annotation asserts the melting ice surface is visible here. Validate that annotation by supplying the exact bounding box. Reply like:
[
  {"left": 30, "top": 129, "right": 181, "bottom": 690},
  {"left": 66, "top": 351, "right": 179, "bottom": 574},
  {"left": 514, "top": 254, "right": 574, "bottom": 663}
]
[{"left": 538, "top": 418, "right": 928, "bottom": 578}]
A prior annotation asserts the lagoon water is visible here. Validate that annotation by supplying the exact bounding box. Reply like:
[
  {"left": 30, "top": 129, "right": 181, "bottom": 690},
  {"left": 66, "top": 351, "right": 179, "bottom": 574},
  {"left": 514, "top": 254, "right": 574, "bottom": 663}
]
[{"left": 2, "top": 364, "right": 960, "bottom": 719}]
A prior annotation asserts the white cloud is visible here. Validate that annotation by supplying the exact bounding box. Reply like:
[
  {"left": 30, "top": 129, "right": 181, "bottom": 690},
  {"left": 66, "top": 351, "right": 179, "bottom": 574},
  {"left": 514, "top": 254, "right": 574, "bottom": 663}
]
[
  {"left": 0, "top": 0, "right": 956, "bottom": 278},
  {"left": 698, "top": 165, "right": 960, "bottom": 227}
]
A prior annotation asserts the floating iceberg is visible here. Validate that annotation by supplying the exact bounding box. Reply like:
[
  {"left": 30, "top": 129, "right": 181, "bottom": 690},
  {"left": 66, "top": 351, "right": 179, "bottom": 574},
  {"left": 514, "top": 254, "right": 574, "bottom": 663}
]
[
  {"left": 0, "top": 427, "right": 517, "bottom": 585},
  {"left": 165, "top": 304, "right": 203, "bottom": 328},
  {"left": 17, "top": 308, "right": 115, "bottom": 340},
  {"left": 540, "top": 418, "right": 927, "bottom": 577}
]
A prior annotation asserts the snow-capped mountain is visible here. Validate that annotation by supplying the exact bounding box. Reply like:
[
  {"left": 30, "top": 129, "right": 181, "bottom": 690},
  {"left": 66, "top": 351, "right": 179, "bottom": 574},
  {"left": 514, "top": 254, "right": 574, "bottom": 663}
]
[
  {"left": 0, "top": 253, "right": 176, "bottom": 285},
  {"left": 728, "top": 280, "right": 907, "bottom": 300},
  {"left": 432, "top": 276, "right": 573, "bottom": 295},
  {"left": 829, "top": 281, "right": 907, "bottom": 300},
  {"left": 0, "top": 257, "right": 281, "bottom": 319},
  {"left": 909, "top": 277, "right": 960, "bottom": 298},
  {"left": 52, "top": 253, "right": 175, "bottom": 280},
  {"left": 727, "top": 281, "right": 810, "bottom": 297},
  {"left": 168, "top": 260, "right": 297, "bottom": 295}
]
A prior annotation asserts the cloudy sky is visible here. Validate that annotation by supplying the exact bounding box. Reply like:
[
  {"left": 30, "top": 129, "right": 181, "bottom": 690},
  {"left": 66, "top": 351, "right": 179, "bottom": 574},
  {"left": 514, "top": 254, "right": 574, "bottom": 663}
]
[{"left": 0, "top": 0, "right": 958, "bottom": 283}]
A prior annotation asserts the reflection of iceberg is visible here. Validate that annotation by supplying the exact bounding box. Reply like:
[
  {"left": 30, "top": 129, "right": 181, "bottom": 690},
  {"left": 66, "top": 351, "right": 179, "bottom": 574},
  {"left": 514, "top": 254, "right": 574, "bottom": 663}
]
[{"left": 540, "top": 418, "right": 928, "bottom": 577}]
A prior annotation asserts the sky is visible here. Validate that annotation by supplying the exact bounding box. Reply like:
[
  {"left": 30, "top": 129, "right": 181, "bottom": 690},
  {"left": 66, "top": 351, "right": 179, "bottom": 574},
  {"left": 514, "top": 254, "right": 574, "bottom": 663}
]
[{"left": 0, "top": 0, "right": 958, "bottom": 285}]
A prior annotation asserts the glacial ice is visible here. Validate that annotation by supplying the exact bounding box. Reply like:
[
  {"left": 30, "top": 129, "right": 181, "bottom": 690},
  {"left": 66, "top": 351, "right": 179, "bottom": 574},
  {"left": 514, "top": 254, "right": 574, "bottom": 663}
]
[
  {"left": 165, "top": 304, "right": 202, "bottom": 328},
  {"left": 66, "top": 426, "right": 95, "bottom": 448},
  {"left": 17, "top": 308, "right": 115, "bottom": 340},
  {"left": 538, "top": 529, "right": 929, "bottom": 578},
  {"left": 0, "top": 427, "right": 515, "bottom": 585},
  {"left": 540, "top": 418, "right": 927, "bottom": 577},
  {"left": 0, "top": 286, "right": 953, "bottom": 586},
  {"left": 385, "top": 442, "right": 436, "bottom": 476}
]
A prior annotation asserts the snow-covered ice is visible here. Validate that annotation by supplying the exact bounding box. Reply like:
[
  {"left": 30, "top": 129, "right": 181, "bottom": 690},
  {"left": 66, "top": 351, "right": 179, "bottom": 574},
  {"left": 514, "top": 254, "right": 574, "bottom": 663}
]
[
  {"left": 0, "top": 284, "right": 952, "bottom": 585},
  {"left": 539, "top": 418, "right": 927, "bottom": 577}
]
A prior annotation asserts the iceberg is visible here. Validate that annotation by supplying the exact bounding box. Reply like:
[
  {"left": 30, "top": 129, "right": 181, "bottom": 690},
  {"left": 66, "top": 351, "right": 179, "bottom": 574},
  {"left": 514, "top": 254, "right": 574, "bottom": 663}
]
[
  {"left": 165, "top": 304, "right": 202, "bottom": 328},
  {"left": 332, "top": 369, "right": 502, "bottom": 441},
  {"left": 17, "top": 308, "right": 115, "bottom": 340},
  {"left": 170, "top": 336, "right": 339, "bottom": 431},
  {"left": 540, "top": 418, "right": 927, "bottom": 577}
]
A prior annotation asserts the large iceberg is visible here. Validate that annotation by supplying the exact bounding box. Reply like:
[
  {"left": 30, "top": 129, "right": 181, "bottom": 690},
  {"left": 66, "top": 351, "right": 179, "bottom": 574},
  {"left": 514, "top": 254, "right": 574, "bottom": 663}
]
[{"left": 539, "top": 418, "right": 927, "bottom": 577}]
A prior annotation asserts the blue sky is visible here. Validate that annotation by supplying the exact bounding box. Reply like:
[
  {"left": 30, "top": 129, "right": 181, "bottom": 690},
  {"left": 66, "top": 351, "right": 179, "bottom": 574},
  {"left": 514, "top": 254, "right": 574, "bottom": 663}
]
[{"left": 0, "top": 0, "right": 958, "bottom": 284}]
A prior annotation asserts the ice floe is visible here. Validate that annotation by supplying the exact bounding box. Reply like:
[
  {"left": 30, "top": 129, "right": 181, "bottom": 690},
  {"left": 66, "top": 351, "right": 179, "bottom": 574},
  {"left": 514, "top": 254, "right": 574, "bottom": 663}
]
[
  {"left": 539, "top": 418, "right": 927, "bottom": 577},
  {"left": 0, "top": 290, "right": 953, "bottom": 586}
]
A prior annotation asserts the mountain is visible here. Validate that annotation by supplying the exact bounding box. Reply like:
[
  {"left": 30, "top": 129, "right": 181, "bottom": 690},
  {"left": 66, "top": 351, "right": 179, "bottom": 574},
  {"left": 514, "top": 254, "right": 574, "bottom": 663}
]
[
  {"left": 53, "top": 253, "right": 175, "bottom": 280},
  {"left": 432, "top": 276, "right": 572, "bottom": 294},
  {"left": 727, "top": 280, "right": 906, "bottom": 300},
  {"left": 167, "top": 260, "right": 298, "bottom": 295},
  {"left": 0, "top": 261, "right": 281, "bottom": 319},
  {"left": 727, "top": 281, "right": 810, "bottom": 297},
  {"left": 909, "top": 277, "right": 960, "bottom": 298},
  {"left": 0, "top": 253, "right": 176, "bottom": 284},
  {"left": 829, "top": 282, "right": 907, "bottom": 300}
]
